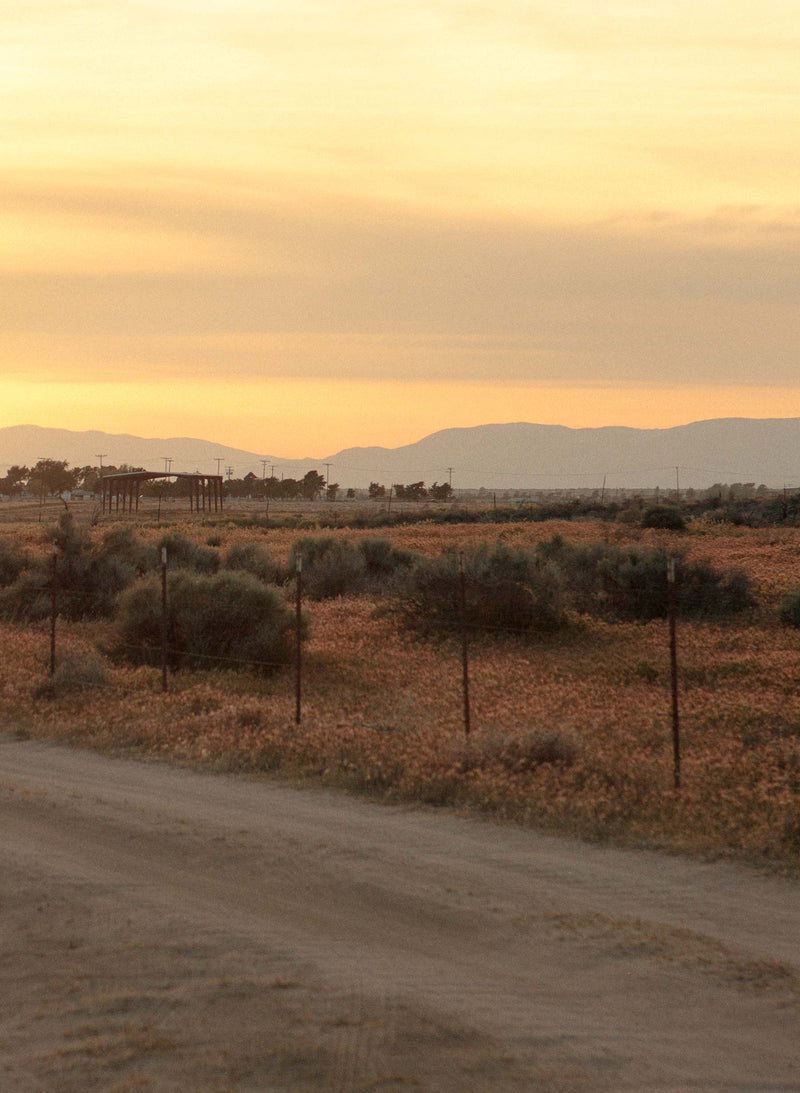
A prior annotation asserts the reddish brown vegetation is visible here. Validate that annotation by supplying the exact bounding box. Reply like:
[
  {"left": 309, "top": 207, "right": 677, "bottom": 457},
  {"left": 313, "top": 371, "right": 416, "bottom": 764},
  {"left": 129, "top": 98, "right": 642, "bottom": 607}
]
[{"left": 1, "top": 517, "right": 799, "bottom": 866}]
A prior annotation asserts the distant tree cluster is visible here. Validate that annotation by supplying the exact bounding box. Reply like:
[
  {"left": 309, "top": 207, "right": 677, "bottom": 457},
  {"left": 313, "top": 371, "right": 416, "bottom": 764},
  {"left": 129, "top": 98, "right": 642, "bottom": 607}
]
[
  {"left": 0, "top": 460, "right": 157, "bottom": 500},
  {"left": 0, "top": 461, "right": 336, "bottom": 504},
  {"left": 219, "top": 470, "right": 326, "bottom": 501},
  {"left": 389, "top": 481, "right": 453, "bottom": 501}
]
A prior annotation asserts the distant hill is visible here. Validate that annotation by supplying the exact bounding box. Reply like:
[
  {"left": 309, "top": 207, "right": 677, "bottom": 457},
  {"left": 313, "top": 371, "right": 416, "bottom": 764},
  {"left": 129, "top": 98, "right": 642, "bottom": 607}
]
[
  {"left": 326, "top": 418, "right": 800, "bottom": 491},
  {"left": 1, "top": 419, "right": 799, "bottom": 491},
  {"left": 0, "top": 425, "right": 319, "bottom": 481}
]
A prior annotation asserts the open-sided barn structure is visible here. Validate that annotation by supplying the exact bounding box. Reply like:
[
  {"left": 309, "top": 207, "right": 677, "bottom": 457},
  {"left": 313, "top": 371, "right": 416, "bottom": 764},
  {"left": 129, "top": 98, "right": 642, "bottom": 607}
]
[{"left": 101, "top": 472, "right": 224, "bottom": 515}]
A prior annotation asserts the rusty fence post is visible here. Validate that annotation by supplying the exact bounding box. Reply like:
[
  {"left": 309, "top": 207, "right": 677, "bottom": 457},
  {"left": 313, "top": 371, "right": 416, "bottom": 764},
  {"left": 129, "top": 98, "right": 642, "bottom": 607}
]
[
  {"left": 667, "top": 556, "right": 681, "bottom": 790},
  {"left": 295, "top": 556, "right": 303, "bottom": 725},
  {"left": 161, "top": 546, "right": 168, "bottom": 693},
  {"left": 459, "top": 553, "right": 471, "bottom": 737},
  {"left": 50, "top": 542, "right": 58, "bottom": 676}
]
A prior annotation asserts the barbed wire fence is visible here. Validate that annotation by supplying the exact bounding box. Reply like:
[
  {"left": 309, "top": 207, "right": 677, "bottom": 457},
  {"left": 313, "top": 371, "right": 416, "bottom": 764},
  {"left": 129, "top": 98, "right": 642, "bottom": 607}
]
[{"left": 38, "top": 547, "right": 685, "bottom": 791}]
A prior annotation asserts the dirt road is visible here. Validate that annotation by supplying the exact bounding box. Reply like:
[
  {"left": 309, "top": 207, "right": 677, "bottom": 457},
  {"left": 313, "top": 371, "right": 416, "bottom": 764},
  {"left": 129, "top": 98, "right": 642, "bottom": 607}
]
[{"left": 1, "top": 735, "right": 798, "bottom": 1091}]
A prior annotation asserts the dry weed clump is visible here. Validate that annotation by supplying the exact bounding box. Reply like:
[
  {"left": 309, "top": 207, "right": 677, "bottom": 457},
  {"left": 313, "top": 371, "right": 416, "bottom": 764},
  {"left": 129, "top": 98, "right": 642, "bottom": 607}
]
[
  {"left": 449, "top": 727, "right": 580, "bottom": 775},
  {"left": 32, "top": 650, "right": 109, "bottom": 699},
  {"left": 0, "top": 520, "right": 798, "bottom": 867}
]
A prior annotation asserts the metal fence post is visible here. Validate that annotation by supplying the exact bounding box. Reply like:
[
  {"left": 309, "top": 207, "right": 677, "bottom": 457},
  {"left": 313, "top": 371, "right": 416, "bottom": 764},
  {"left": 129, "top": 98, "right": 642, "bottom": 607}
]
[
  {"left": 50, "top": 542, "right": 58, "bottom": 676},
  {"left": 459, "top": 553, "right": 471, "bottom": 737},
  {"left": 161, "top": 546, "right": 168, "bottom": 693},
  {"left": 295, "top": 556, "right": 303, "bottom": 725},
  {"left": 667, "top": 556, "right": 681, "bottom": 790}
]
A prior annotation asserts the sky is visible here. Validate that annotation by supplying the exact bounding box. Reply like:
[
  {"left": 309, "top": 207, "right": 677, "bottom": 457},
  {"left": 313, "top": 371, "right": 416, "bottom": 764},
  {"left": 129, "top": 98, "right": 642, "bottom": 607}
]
[{"left": 3, "top": 0, "right": 799, "bottom": 457}]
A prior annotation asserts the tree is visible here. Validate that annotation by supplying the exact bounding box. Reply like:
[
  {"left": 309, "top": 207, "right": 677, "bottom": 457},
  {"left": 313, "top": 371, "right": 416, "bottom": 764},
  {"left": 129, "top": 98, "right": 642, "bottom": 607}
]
[
  {"left": 0, "top": 465, "right": 29, "bottom": 496},
  {"left": 393, "top": 482, "right": 427, "bottom": 501},
  {"left": 302, "top": 470, "right": 326, "bottom": 500},
  {"left": 368, "top": 482, "right": 386, "bottom": 499},
  {"left": 28, "top": 459, "right": 79, "bottom": 498},
  {"left": 429, "top": 481, "right": 453, "bottom": 501},
  {"left": 277, "top": 477, "right": 299, "bottom": 499},
  {"left": 326, "top": 482, "right": 340, "bottom": 501}
]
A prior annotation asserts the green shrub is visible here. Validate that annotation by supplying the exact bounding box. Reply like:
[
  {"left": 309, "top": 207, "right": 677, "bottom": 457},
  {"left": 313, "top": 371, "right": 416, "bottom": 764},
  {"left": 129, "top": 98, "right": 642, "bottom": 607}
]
[
  {"left": 113, "top": 569, "right": 300, "bottom": 673},
  {"left": 222, "top": 541, "right": 279, "bottom": 583},
  {"left": 641, "top": 505, "right": 686, "bottom": 531},
  {"left": 395, "top": 543, "right": 566, "bottom": 638},
  {"left": 288, "top": 537, "right": 367, "bottom": 599},
  {"left": 33, "top": 650, "right": 109, "bottom": 698},
  {"left": 0, "top": 539, "right": 28, "bottom": 587},
  {"left": 778, "top": 589, "right": 800, "bottom": 628},
  {"left": 156, "top": 531, "right": 219, "bottom": 574},
  {"left": 452, "top": 727, "right": 580, "bottom": 774},
  {"left": 101, "top": 525, "right": 157, "bottom": 575},
  {"left": 536, "top": 536, "right": 753, "bottom": 621},
  {"left": 284, "top": 536, "right": 416, "bottom": 599},
  {"left": 0, "top": 513, "right": 136, "bottom": 621},
  {"left": 358, "top": 537, "right": 415, "bottom": 589}
]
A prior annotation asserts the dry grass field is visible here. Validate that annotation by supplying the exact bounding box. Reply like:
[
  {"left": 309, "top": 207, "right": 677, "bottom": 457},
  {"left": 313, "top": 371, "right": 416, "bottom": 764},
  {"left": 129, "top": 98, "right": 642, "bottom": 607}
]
[{"left": 2, "top": 506, "right": 799, "bottom": 869}]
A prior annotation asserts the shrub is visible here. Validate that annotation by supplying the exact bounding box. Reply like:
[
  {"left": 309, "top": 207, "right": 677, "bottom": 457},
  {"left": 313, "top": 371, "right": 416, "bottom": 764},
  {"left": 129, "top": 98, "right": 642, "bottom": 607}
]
[
  {"left": 157, "top": 531, "right": 219, "bottom": 574},
  {"left": 641, "top": 505, "right": 686, "bottom": 531},
  {"left": 0, "top": 513, "right": 136, "bottom": 621},
  {"left": 395, "top": 543, "right": 566, "bottom": 638},
  {"left": 222, "top": 541, "right": 279, "bottom": 584},
  {"left": 288, "top": 537, "right": 367, "bottom": 599},
  {"left": 33, "top": 650, "right": 109, "bottom": 698},
  {"left": 101, "top": 525, "right": 157, "bottom": 575},
  {"left": 778, "top": 589, "right": 800, "bottom": 628},
  {"left": 536, "top": 536, "right": 753, "bottom": 621},
  {"left": 451, "top": 727, "right": 579, "bottom": 774},
  {"left": 113, "top": 569, "right": 300, "bottom": 673},
  {"left": 358, "top": 537, "right": 415, "bottom": 589},
  {"left": 0, "top": 539, "right": 28, "bottom": 587}
]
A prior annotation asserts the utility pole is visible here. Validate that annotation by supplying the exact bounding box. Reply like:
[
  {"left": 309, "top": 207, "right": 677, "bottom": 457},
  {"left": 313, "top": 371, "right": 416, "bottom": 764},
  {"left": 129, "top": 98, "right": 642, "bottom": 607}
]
[
  {"left": 447, "top": 467, "right": 454, "bottom": 488},
  {"left": 675, "top": 466, "right": 680, "bottom": 502},
  {"left": 324, "top": 463, "right": 332, "bottom": 493},
  {"left": 95, "top": 454, "right": 108, "bottom": 500},
  {"left": 226, "top": 466, "right": 234, "bottom": 481},
  {"left": 162, "top": 457, "right": 173, "bottom": 475},
  {"left": 214, "top": 457, "right": 223, "bottom": 477}
]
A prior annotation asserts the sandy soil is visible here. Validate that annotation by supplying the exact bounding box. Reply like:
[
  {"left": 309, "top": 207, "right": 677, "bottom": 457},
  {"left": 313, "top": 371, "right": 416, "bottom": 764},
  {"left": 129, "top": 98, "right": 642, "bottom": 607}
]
[{"left": 1, "top": 734, "right": 798, "bottom": 1091}]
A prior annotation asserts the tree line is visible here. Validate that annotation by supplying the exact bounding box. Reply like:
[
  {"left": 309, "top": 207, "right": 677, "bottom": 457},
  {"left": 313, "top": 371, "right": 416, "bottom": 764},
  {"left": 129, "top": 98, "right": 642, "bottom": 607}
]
[{"left": 1, "top": 459, "right": 459, "bottom": 504}]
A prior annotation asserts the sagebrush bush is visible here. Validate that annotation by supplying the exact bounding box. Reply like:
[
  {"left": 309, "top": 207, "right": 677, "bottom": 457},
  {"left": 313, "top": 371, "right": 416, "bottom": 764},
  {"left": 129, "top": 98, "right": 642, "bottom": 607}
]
[
  {"left": 102, "top": 525, "right": 157, "bottom": 575},
  {"left": 395, "top": 543, "right": 566, "bottom": 637},
  {"left": 113, "top": 569, "right": 301, "bottom": 673},
  {"left": 452, "top": 728, "right": 579, "bottom": 774},
  {"left": 641, "top": 505, "right": 686, "bottom": 531},
  {"left": 286, "top": 535, "right": 417, "bottom": 599},
  {"left": 536, "top": 536, "right": 753, "bottom": 621},
  {"left": 222, "top": 541, "right": 279, "bottom": 584},
  {"left": 0, "top": 513, "right": 136, "bottom": 621},
  {"left": 157, "top": 531, "right": 219, "bottom": 574},
  {"left": 778, "top": 588, "right": 800, "bottom": 628},
  {"left": 358, "top": 537, "right": 415, "bottom": 587},
  {"left": 288, "top": 537, "right": 367, "bottom": 599},
  {"left": 33, "top": 650, "right": 109, "bottom": 698},
  {"left": 0, "top": 539, "right": 28, "bottom": 587}
]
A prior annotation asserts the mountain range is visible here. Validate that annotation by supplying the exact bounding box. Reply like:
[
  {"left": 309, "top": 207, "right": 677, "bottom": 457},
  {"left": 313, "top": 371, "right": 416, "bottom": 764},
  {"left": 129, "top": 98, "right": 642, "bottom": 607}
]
[{"left": 1, "top": 420, "right": 799, "bottom": 492}]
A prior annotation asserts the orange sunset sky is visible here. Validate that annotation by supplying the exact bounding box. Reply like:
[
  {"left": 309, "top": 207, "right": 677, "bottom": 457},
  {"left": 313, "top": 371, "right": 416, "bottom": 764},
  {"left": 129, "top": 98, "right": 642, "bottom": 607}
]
[{"left": 3, "top": 1, "right": 799, "bottom": 457}]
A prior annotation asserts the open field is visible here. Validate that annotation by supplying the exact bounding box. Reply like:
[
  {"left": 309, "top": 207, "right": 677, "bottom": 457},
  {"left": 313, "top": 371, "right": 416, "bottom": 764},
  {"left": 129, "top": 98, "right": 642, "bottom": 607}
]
[{"left": 1, "top": 511, "right": 799, "bottom": 867}]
